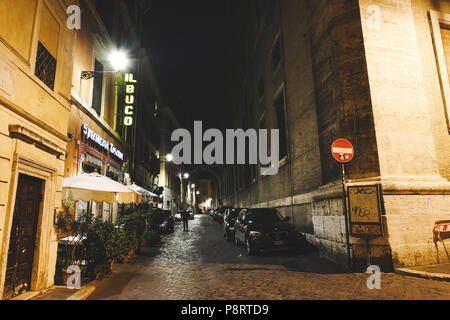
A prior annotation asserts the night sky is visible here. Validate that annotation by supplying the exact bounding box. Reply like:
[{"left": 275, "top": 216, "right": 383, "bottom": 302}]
[{"left": 143, "top": 0, "right": 235, "bottom": 130}]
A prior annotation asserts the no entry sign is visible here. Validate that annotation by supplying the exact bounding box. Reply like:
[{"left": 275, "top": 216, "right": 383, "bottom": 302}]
[{"left": 331, "top": 139, "right": 354, "bottom": 163}]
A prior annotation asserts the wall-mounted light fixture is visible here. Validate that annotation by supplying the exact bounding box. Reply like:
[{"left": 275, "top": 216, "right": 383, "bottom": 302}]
[{"left": 81, "top": 49, "right": 128, "bottom": 80}]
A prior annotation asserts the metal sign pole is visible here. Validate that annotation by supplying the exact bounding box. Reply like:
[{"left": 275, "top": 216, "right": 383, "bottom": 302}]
[{"left": 341, "top": 163, "right": 352, "bottom": 272}]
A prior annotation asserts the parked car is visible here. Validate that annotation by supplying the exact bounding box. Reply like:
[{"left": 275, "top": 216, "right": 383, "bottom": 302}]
[
  {"left": 223, "top": 208, "right": 243, "bottom": 241},
  {"left": 159, "top": 210, "right": 175, "bottom": 233},
  {"left": 174, "top": 211, "right": 183, "bottom": 221},
  {"left": 175, "top": 210, "right": 194, "bottom": 221},
  {"left": 214, "top": 206, "right": 230, "bottom": 224},
  {"left": 212, "top": 209, "right": 220, "bottom": 221},
  {"left": 234, "top": 208, "right": 302, "bottom": 255}
]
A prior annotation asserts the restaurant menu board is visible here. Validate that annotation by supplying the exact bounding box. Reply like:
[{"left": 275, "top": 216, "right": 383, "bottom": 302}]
[{"left": 347, "top": 185, "right": 382, "bottom": 237}]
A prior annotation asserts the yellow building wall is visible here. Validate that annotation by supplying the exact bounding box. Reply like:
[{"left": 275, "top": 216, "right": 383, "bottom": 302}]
[
  {"left": 0, "top": 0, "right": 38, "bottom": 61},
  {"left": 69, "top": 0, "right": 121, "bottom": 143},
  {"left": 0, "top": 0, "right": 75, "bottom": 298}
]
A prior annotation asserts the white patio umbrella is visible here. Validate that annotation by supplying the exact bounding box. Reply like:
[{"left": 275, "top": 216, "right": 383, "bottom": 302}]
[
  {"left": 62, "top": 173, "right": 138, "bottom": 204},
  {"left": 127, "top": 183, "right": 160, "bottom": 203},
  {"left": 127, "top": 183, "right": 158, "bottom": 200}
]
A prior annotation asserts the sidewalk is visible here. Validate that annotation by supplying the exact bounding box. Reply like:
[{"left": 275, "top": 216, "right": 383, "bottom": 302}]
[
  {"left": 395, "top": 263, "right": 450, "bottom": 282},
  {"left": 11, "top": 285, "right": 96, "bottom": 300}
]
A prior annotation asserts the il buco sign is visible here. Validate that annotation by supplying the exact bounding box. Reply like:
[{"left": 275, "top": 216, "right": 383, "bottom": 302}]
[
  {"left": 82, "top": 124, "right": 124, "bottom": 161},
  {"left": 124, "top": 73, "right": 137, "bottom": 126}
]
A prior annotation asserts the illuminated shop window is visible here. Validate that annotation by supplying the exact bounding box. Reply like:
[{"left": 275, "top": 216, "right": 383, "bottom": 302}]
[
  {"left": 106, "top": 164, "right": 120, "bottom": 181},
  {"left": 81, "top": 153, "right": 102, "bottom": 174},
  {"left": 75, "top": 201, "right": 88, "bottom": 221}
]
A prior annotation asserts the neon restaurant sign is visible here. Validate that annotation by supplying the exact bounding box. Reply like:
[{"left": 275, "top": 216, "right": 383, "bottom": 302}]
[
  {"left": 82, "top": 124, "right": 124, "bottom": 161},
  {"left": 124, "top": 73, "right": 137, "bottom": 126}
]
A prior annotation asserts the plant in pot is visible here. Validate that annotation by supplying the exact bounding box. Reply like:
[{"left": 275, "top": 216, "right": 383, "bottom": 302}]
[
  {"left": 54, "top": 206, "right": 86, "bottom": 286},
  {"left": 117, "top": 211, "right": 147, "bottom": 254},
  {"left": 115, "top": 227, "right": 139, "bottom": 263},
  {"left": 148, "top": 208, "right": 167, "bottom": 234},
  {"left": 83, "top": 218, "right": 120, "bottom": 280}
]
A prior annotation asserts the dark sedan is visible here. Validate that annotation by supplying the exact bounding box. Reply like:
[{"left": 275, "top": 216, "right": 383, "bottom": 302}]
[
  {"left": 234, "top": 208, "right": 302, "bottom": 255},
  {"left": 223, "top": 208, "right": 243, "bottom": 241},
  {"left": 213, "top": 206, "right": 230, "bottom": 224}
]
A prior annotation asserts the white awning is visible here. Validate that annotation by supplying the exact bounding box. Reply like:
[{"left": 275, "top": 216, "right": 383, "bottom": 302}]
[
  {"left": 127, "top": 183, "right": 158, "bottom": 201},
  {"left": 62, "top": 173, "right": 139, "bottom": 204}
]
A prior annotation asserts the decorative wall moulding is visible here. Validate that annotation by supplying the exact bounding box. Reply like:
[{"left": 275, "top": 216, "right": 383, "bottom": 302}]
[{"left": 9, "top": 124, "right": 65, "bottom": 159}]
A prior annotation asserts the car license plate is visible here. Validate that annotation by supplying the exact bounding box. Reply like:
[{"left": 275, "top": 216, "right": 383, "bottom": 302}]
[{"left": 274, "top": 240, "right": 284, "bottom": 246}]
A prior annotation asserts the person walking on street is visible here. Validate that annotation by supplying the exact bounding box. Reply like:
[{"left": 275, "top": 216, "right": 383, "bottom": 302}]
[{"left": 182, "top": 210, "right": 189, "bottom": 232}]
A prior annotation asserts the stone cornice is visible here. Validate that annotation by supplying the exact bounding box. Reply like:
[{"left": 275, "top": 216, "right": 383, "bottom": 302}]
[{"left": 0, "top": 94, "right": 70, "bottom": 143}]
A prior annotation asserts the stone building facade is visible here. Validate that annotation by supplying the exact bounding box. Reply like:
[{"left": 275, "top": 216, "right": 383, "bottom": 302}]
[
  {"left": 0, "top": 0, "right": 75, "bottom": 299},
  {"left": 158, "top": 105, "right": 182, "bottom": 213},
  {"left": 0, "top": 0, "right": 169, "bottom": 299},
  {"left": 65, "top": 0, "right": 132, "bottom": 224},
  {"left": 221, "top": 0, "right": 450, "bottom": 270}
]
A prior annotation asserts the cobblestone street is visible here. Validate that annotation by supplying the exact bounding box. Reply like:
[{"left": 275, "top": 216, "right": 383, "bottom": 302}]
[{"left": 88, "top": 215, "right": 450, "bottom": 300}]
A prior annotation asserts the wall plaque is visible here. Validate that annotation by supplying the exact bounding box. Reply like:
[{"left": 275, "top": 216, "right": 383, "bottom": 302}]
[
  {"left": 347, "top": 185, "right": 383, "bottom": 237},
  {"left": 0, "top": 53, "right": 17, "bottom": 101}
]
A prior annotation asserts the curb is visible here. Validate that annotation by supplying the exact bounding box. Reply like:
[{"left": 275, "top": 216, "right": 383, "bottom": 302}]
[
  {"left": 11, "top": 284, "right": 96, "bottom": 300},
  {"left": 10, "top": 291, "right": 41, "bottom": 300},
  {"left": 66, "top": 285, "right": 96, "bottom": 300},
  {"left": 395, "top": 268, "right": 450, "bottom": 282}
]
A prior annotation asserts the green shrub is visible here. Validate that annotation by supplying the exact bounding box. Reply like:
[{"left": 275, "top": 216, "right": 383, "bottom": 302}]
[
  {"left": 148, "top": 209, "right": 167, "bottom": 231},
  {"left": 55, "top": 208, "right": 169, "bottom": 280},
  {"left": 114, "top": 228, "right": 138, "bottom": 259},
  {"left": 118, "top": 211, "right": 148, "bottom": 240},
  {"left": 82, "top": 219, "right": 117, "bottom": 279}
]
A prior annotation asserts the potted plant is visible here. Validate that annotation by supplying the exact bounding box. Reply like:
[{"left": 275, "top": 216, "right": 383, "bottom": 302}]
[
  {"left": 83, "top": 219, "right": 118, "bottom": 279},
  {"left": 117, "top": 210, "right": 147, "bottom": 254},
  {"left": 55, "top": 209, "right": 85, "bottom": 286},
  {"left": 115, "top": 228, "right": 138, "bottom": 263}
]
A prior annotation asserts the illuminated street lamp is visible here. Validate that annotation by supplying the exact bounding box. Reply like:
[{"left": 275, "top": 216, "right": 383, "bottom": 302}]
[
  {"left": 81, "top": 49, "right": 128, "bottom": 80},
  {"left": 165, "top": 154, "right": 173, "bottom": 162},
  {"left": 196, "top": 191, "right": 200, "bottom": 195},
  {"left": 108, "top": 50, "right": 128, "bottom": 71},
  {"left": 183, "top": 173, "right": 189, "bottom": 179},
  {"left": 191, "top": 184, "right": 195, "bottom": 188}
]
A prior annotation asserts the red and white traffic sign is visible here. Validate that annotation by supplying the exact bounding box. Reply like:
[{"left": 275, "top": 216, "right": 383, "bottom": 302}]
[{"left": 331, "top": 139, "right": 354, "bottom": 163}]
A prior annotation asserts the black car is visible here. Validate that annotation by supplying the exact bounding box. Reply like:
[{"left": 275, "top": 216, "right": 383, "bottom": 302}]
[
  {"left": 223, "top": 208, "right": 243, "bottom": 241},
  {"left": 174, "top": 211, "right": 183, "bottom": 221},
  {"left": 159, "top": 210, "right": 175, "bottom": 233},
  {"left": 214, "top": 206, "right": 230, "bottom": 224},
  {"left": 234, "top": 208, "right": 301, "bottom": 255},
  {"left": 214, "top": 210, "right": 222, "bottom": 221}
]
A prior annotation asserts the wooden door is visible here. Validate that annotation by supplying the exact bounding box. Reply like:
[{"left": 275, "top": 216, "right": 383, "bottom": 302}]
[{"left": 3, "top": 174, "right": 42, "bottom": 299}]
